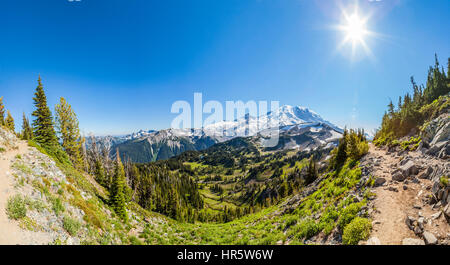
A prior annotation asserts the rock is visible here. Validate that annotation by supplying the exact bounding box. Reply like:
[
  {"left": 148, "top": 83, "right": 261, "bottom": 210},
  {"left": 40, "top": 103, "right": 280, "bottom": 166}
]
[
  {"left": 414, "top": 226, "right": 423, "bottom": 235},
  {"left": 374, "top": 177, "right": 386, "bottom": 187},
  {"left": 432, "top": 181, "right": 441, "bottom": 196},
  {"left": 406, "top": 216, "right": 416, "bottom": 230},
  {"left": 431, "top": 212, "right": 442, "bottom": 220},
  {"left": 417, "top": 217, "right": 425, "bottom": 230},
  {"left": 427, "top": 142, "right": 446, "bottom": 156},
  {"left": 402, "top": 238, "right": 425, "bottom": 245},
  {"left": 392, "top": 171, "right": 406, "bottom": 182},
  {"left": 444, "top": 204, "right": 450, "bottom": 221},
  {"left": 422, "top": 231, "right": 438, "bottom": 245},
  {"left": 366, "top": 237, "right": 381, "bottom": 245},
  {"left": 418, "top": 166, "right": 433, "bottom": 179},
  {"left": 413, "top": 204, "right": 422, "bottom": 209},
  {"left": 400, "top": 158, "right": 411, "bottom": 166},
  {"left": 388, "top": 186, "right": 399, "bottom": 192},
  {"left": 399, "top": 160, "right": 418, "bottom": 177}
]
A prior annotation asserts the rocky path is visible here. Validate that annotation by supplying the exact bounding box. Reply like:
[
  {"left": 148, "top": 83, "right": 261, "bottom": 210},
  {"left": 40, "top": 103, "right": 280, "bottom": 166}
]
[
  {"left": 364, "top": 143, "right": 450, "bottom": 245},
  {"left": 0, "top": 140, "right": 52, "bottom": 245}
]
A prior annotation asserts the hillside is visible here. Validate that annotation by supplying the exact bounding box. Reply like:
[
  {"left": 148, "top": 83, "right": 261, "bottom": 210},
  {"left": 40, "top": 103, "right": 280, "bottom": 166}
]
[{"left": 0, "top": 126, "right": 165, "bottom": 245}]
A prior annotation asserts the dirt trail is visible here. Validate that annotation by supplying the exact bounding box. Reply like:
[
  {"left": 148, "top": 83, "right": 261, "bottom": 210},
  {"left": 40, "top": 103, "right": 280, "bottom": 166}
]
[
  {"left": 0, "top": 140, "right": 50, "bottom": 245},
  {"left": 366, "top": 143, "right": 417, "bottom": 244},
  {"left": 367, "top": 143, "right": 448, "bottom": 245}
]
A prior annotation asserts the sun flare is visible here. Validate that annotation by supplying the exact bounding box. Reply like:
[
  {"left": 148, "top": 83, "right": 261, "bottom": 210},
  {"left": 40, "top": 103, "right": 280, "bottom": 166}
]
[
  {"left": 344, "top": 13, "right": 367, "bottom": 43},
  {"left": 334, "top": 7, "right": 375, "bottom": 60}
]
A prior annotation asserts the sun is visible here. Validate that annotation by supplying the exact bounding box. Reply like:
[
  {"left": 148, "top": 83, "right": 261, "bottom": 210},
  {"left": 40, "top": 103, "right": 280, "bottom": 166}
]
[
  {"left": 344, "top": 13, "right": 367, "bottom": 43},
  {"left": 334, "top": 7, "right": 376, "bottom": 60}
]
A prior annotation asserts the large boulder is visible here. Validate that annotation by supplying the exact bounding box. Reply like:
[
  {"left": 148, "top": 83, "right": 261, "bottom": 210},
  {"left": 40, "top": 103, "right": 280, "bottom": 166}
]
[
  {"left": 422, "top": 114, "right": 450, "bottom": 158},
  {"left": 399, "top": 160, "right": 418, "bottom": 176},
  {"left": 422, "top": 231, "right": 438, "bottom": 245}
]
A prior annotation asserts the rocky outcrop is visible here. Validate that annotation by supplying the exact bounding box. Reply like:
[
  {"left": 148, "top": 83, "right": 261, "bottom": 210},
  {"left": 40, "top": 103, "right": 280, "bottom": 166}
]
[{"left": 420, "top": 113, "right": 450, "bottom": 159}]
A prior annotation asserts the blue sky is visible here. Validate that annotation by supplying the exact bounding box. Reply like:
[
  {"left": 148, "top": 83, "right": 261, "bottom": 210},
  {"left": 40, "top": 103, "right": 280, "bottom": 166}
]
[{"left": 1, "top": 0, "right": 449, "bottom": 135}]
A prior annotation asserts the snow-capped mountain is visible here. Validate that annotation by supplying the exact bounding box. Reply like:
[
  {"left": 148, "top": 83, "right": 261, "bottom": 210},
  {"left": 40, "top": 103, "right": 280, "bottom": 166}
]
[
  {"left": 91, "top": 105, "right": 343, "bottom": 163},
  {"left": 202, "top": 105, "right": 342, "bottom": 140}
]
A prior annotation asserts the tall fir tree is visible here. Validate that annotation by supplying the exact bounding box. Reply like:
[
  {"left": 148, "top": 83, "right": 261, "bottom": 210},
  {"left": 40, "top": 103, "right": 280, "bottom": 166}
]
[
  {"left": 5, "top": 110, "right": 15, "bottom": 131},
  {"left": 32, "top": 76, "right": 58, "bottom": 145},
  {"left": 21, "top": 113, "right": 34, "bottom": 140},
  {"left": 54, "top": 97, "right": 83, "bottom": 168},
  {"left": 110, "top": 150, "right": 128, "bottom": 221},
  {"left": 0, "top": 96, "right": 5, "bottom": 126}
]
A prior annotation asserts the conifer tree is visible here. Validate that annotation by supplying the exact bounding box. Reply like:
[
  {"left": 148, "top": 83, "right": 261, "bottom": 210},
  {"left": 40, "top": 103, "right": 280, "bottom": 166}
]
[
  {"left": 0, "top": 97, "right": 5, "bottom": 126},
  {"left": 21, "top": 113, "right": 33, "bottom": 140},
  {"left": 110, "top": 150, "right": 128, "bottom": 221},
  {"left": 447, "top": 57, "right": 450, "bottom": 79},
  {"left": 332, "top": 128, "right": 348, "bottom": 169},
  {"left": 5, "top": 110, "right": 15, "bottom": 131},
  {"left": 32, "top": 76, "right": 58, "bottom": 145},
  {"left": 54, "top": 97, "right": 83, "bottom": 167},
  {"left": 94, "top": 159, "right": 107, "bottom": 187}
]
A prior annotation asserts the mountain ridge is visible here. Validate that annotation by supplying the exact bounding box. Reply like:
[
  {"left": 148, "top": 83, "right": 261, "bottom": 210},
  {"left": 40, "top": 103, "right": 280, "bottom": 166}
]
[{"left": 92, "top": 105, "right": 343, "bottom": 163}]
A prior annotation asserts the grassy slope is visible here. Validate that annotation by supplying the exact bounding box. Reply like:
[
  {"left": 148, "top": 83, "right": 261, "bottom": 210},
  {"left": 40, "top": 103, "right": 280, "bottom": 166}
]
[
  {"left": 18, "top": 131, "right": 372, "bottom": 245},
  {"left": 140, "top": 160, "right": 372, "bottom": 245}
]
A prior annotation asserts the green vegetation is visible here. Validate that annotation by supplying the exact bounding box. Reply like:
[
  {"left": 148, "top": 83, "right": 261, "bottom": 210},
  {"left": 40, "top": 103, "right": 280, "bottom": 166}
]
[
  {"left": 21, "top": 112, "right": 34, "bottom": 140},
  {"left": 54, "top": 97, "right": 85, "bottom": 169},
  {"left": 342, "top": 217, "right": 372, "bottom": 245},
  {"left": 5, "top": 110, "right": 14, "bottom": 131},
  {"left": 2, "top": 73, "right": 376, "bottom": 245},
  {"left": 329, "top": 128, "right": 368, "bottom": 170},
  {"left": 440, "top": 176, "right": 448, "bottom": 187},
  {"left": 0, "top": 96, "right": 5, "bottom": 126},
  {"left": 63, "top": 216, "right": 81, "bottom": 236},
  {"left": 32, "top": 75, "right": 59, "bottom": 145},
  {"left": 110, "top": 152, "right": 128, "bottom": 221},
  {"left": 6, "top": 195, "right": 27, "bottom": 220},
  {"left": 375, "top": 55, "right": 450, "bottom": 146}
]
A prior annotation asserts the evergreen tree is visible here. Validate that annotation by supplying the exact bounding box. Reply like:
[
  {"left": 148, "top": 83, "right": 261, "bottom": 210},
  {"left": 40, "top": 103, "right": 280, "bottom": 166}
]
[
  {"left": 54, "top": 97, "right": 83, "bottom": 168},
  {"left": 5, "top": 110, "right": 14, "bottom": 131},
  {"left": 94, "top": 159, "right": 107, "bottom": 188},
  {"left": 110, "top": 150, "right": 128, "bottom": 221},
  {"left": 331, "top": 128, "right": 348, "bottom": 169},
  {"left": 305, "top": 157, "right": 317, "bottom": 185},
  {"left": 21, "top": 113, "right": 33, "bottom": 140},
  {"left": 32, "top": 76, "right": 58, "bottom": 145},
  {"left": 447, "top": 58, "right": 450, "bottom": 79},
  {"left": 0, "top": 97, "right": 5, "bottom": 126}
]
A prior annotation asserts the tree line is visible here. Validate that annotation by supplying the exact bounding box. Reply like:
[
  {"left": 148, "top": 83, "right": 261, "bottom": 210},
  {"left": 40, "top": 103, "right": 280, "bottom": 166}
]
[{"left": 374, "top": 54, "right": 450, "bottom": 145}]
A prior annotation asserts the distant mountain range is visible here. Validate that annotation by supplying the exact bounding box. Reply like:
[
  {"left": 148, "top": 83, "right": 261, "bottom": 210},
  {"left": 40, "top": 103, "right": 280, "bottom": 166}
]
[{"left": 88, "top": 105, "right": 343, "bottom": 163}]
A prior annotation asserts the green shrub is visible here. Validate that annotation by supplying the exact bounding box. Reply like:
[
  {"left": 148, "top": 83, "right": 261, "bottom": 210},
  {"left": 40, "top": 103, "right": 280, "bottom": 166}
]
[
  {"left": 128, "top": 235, "right": 144, "bottom": 245},
  {"left": 63, "top": 216, "right": 81, "bottom": 236},
  {"left": 342, "top": 217, "right": 371, "bottom": 245},
  {"left": 50, "top": 196, "right": 65, "bottom": 216},
  {"left": 296, "top": 218, "right": 319, "bottom": 240},
  {"left": 338, "top": 203, "right": 362, "bottom": 229},
  {"left": 6, "top": 195, "right": 27, "bottom": 220}
]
